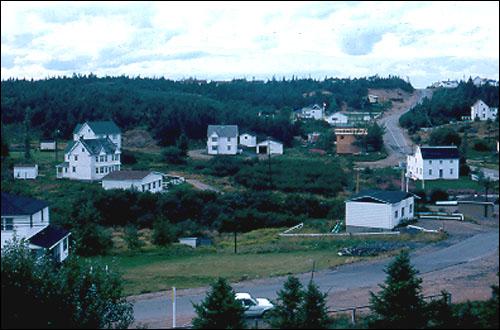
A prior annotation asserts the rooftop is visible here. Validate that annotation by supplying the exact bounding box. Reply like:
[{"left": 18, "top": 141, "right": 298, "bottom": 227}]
[
  {"left": 29, "top": 225, "right": 70, "bottom": 249},
  {"left": 73, "top": 121, "right": 121, "bottom": 135},
  {"left": 419, "top": 146, "right": 460, "bottom": 159},
  {"left": 349, "top": 190, "right": 414, "bottom": 204},
  {"left": 207, "top": 125, "right": 239, "bottom": 138},
  {"left": 102, "top": 170, "right": 157, "bottom": 181},
  {"left": 1, "top": 192, "right": 48, "bottom": 216}
]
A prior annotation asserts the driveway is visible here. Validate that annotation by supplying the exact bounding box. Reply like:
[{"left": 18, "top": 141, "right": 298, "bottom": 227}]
[{"left": 130, "top": 221, "right": 498, "bottom": 328}]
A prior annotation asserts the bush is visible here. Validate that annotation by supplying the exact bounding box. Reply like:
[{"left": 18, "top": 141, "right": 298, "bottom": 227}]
[
  {"left": 121, "top": 149, "right": 137, "bottom": 165},
  {"left": 124, "top": 225, "right": 144, "bottom": 251},
  {"left": 205, "top": 156, "right": 242, "bottom": 177},
  {"left": 428, "top": 128, "right": 461, "bottom": 147},
  {"left": 429, "top": 189, "right": 449, "bottom": 203},
  {"left": 162, "top": 146, "right": 186, "bottom": 165},
  {"left": 74, "top": 224, "right": 113, "bottom": 256},
  {"left": 473, "top": 140, "right": 490, "bottom": 151},
  {"left": 152, "top": 218, "right": 177, "bottom": 246}
]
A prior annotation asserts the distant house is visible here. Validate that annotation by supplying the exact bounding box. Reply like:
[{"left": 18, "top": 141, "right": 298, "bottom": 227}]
[
  {"left": 297, "top": 104, "right": 325, "bottom": 120},
  {"left": 1, "top": 192, "right": 70, "bottom": 263},
  {"left": 178, "top": 237, "right": 212, "bottom": 248},
  {"left": 334, "top": 128, "right": 367, "bottom": 154},
  {"left": 57, "top": 121, "right": 122, "bottom": 181},
  {"left": 472, "top": 76, "right": 499, "bottom": 87},
  {"left": 368, "top": 94, "right": 379, "bottom": 103},
  {"left": 101, "top": 170, "right": 164, "bottom": 193},
  {"left": 406, "top": 146, "right": 459, "bottom": 181},
  {"left": 13, "top": 164, "right": 38, "bottom": 179},
  {"left": 471, "top": 100, "right": 498, "bottom": 121},
  {"left": 256, "top": 139, "right": 283, "bottom": 155},
  {"left": 325, "top": 112, "right": 349, "bottom": 126},
  {"left": 40, "top": 141, "right": 56, "bottom": 151},
  {"left": 207, "top": 125, "right": 239, "bottom": 155},
  {"left": 239, "top": 132, "right": 257, "bottom": 147},
  {"left": 345, "top": 190, "right": 415, "bottom": 232}
]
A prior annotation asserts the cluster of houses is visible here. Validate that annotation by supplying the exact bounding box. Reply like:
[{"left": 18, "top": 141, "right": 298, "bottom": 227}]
[
  {"left": 293, "top": 103, "right": 380, "bottom": 128},
  {"left": 431, "top": 77, "right": 499, "bottom": 89},
  {"left": 207, "top": 125, "right": 284, "bottom": 155}
]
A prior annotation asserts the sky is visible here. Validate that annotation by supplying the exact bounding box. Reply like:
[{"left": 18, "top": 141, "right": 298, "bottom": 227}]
[{"left": 1, "top": 1, "right": 499, "bottom": 88}]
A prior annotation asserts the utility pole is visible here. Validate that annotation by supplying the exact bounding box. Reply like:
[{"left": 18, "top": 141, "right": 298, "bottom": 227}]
[
  {"left": 234, "top": 231, "right": 237, "bottom": 254},
  {"left": 267, "top": 140, "right": 273, "bottom": 189}
]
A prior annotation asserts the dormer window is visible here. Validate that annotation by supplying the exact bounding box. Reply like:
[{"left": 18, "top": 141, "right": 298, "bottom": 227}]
[{"left": 82, "top": 148, "right": 85, "bottom": 153}]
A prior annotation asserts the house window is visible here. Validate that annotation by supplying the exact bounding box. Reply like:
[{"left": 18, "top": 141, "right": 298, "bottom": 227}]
[
  {"left": 63, "top": 238, "right": 68, "bottom": 251},
  {"left": 439, "top": 160, "right": 443, "bottom": 164},
  {"left": 100, "top": 167, "right": 104, "bottom": 173},
  {"left": 64, "top": 168, "right": 67, "bottom": 173},
  {"left": 30, "top": 215, "right": 33, "bottom": 228},
  {"left": 147, "top": 183, "right": 151, "bottom": 190},
  {"left": 394, "top": 210, "right": 398, "bottom": 218},
  {"left": 72, "top": 166, "right": 76, "bottom": 173},
  {"left": 450, "top": 168, "right": 453, "bottom": 175},
  {"left": 409, "top": 203, "right": 413, "bottom": 213},
  {"left": 429, "top": 169, "right": 432, "bottom": 175},
  {"left": 100, "top": 155, "right": 105, "bottom": 162},
  {"left": 450, "top": 160, "right": 453, "bottom": 164},
  {"left": 116, "top": 154, "right": 120, "bottom": 161},
  {"left": 212, "top": 137, "right": 217, "bottom": 142},
  {"left": 227, "top": 146, "right": 231, "bottom": 151},
  {"left": 227, "top": 137, "right": 231, "bottom": 142},
  {"left": 105, "top": 155, "right": 108, "bottom": 162},
  {"left": 211, "top": 146, "right": 217, "bottom": 151},
  {"left": 1, "top": 218, "right": 14, "bottom": 231},
  {"left": 429, "top": 160, "right": 432, "bottom": 164},
  {"left": 96, "top": 167, "right": 99, "bottom": 174},
  {"left": 82, "top": 148, "right": 85, "bottom": 153},
  {"left": 74, "top": 155, "right": 78, "bottom": 161},
  {"left": 153, "top": 182, "right": 156, "bottom": 188},
  {"left": 96, "top": 156, "right": 99, "bottom": 162},
  {"left": 41, "top": 209, "right": 44, "bottom": 222},
  {"left": 401, "top": 207, "right": 405, "bottom": 217}
]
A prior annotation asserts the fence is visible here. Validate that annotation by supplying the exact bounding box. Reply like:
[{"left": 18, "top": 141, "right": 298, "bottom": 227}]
[{"left": 327, "top": 293, "right": 452, "bottom": 325}]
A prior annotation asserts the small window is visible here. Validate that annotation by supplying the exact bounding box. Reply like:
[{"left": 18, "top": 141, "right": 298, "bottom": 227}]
[
  {"left": 64, "top": 168, "right": 67, "bottom": 173},
  {"left": 1, "top": 218, "right": 14, "bottom": 231},
  {"left": 211, "top": 146, "right": 217, "bottom": 151},
  {"left": 153, "top": 182, "right": 156, "bottom": 188},
  {"left": 100, "top": 156, "right": 105, "bottom": 162},
  {"left": 449, "top": 160, "right": 453, "bottom": 163},
  {"left": 450, "top": 168, "right": 453, "bottom": 175},
  {"left": 394, "top": 210, "right": 398, "bottom": 218},
  {"left": 100, "top": 167, "right": 104, "bottom": 173},
  {"left": 429, "top": 160, "right": 432, "bottom": 164},
  {"left": 116, "top": 154, "right": 120, "bottom": 161},
  {"left": 227, "top": 146, "right": 231, "bottom": 151},
  {"left": 409, "top": 204, "right": 413, "bottom": 213},
  {"left": 96, "top": 167, "right": 99, "bottom": 174},
  {"left": 105, "top": 155, "right": 108, "bottom": 162},
  {"left": 212, "top": 137, "right": 217, "bottom": 142},
  {"left": 401, "top": 207, "right": 405, "bottom": 217},
  {"left": 63, "top": 238, "right": 68, "bottom": 251},
  {"left": 74, "top": 155, "right": 78, "bottom": 161},
  {"left": 439, "top": 160, "right": 443, "bottom": 164},
  {"left": 72, "top": 166, "right": 76, "bottom": 173},
  {"left": 82, "top": 148, "right": 85, "bottom": 153},
  {"left": 227, "top": 137, "right": 231, "bottom": 142},
  {"left": 429, "top": 169, "right": 432, "bottom": 175},
  {"left": 95, "top": 156, "right": 99, "bottom": 162}
]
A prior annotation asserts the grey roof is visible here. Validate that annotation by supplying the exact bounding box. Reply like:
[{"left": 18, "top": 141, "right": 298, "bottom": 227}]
[
  {"left": 14, "top": 164, "right": 37, "bottom": 168},
  {"left": 349, "top": 190, "right": 414, "bottom": 204},
  {"left": 1, "top": 192, "right": 48, "bottom": 216},
  {"left": 64, "top": 140, "right": 76, "bottom": 153},
  {"left": 73, "top": 121, "right": 121, "bottom": 135},
  {"left": 420, "top": 146, "right": 459, "bottom": 159},
  {"left": 79, "top": 138, "right": 117, "bottom": 155},
  {"left": 29, "top": 225, "right": 70, "bottom": 249},
  {"left": 207, "top": 125, "right": 238, "bottom": 138},
  {"left": 102, "top": 170, "right": 156, "bottom": 181}
]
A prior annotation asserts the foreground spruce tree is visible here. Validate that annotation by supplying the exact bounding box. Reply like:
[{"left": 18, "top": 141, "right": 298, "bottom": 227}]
[
  {"left": 192, "top": 278, "right": 246, "bottom": 329},
  {"left": 268, "top": 276, "right": 304, "bottom": 329},
  {"left": 300, "top": 281, "right": 332, "bottom": 329},
  {"left": 369, "top": 250, "right": 426, "bottom": 329}
]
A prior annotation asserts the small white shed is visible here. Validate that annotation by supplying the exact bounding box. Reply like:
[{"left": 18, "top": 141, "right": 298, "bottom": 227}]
[
  {"left": 345, "top": 190, "right": 415, "bottom": 232},
  {"left": 40, "top": 141, "right": 56, "bottom": 151},
  {"left": 13, "top": 164, "right": 38, "bottom": 179},
  {"left": 239, "top": 133, "right": 257, "bottom": 147},
  {"left": 178, "top": 237, "right": 213, "bottom": 248},
  {"left": 256, "top": 139, "right": 283, "bottom": 155}
]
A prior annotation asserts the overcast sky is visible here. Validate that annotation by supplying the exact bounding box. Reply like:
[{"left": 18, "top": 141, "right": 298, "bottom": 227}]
[{"left": 1, "top": 1, "right": 498, "bottom": 88}]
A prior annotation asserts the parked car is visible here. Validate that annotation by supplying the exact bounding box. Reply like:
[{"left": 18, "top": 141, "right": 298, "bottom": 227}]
[{"left": 235, "top": 292, "right": 274, "bottom": 317}]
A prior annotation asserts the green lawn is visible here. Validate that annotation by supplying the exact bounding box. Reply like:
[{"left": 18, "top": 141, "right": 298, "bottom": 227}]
[{"left": 417, "top": 176, "right": 491, "bottom": 193}]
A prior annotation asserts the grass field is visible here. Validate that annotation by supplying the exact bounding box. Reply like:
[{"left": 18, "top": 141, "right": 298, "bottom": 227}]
[{"left": 414, "top": 176, "right": 496, "bottom": 193}]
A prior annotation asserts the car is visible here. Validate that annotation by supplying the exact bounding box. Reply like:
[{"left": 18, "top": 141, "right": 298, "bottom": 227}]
[{"left": 235, "top": 292, "right": 274, "bottom": 318}]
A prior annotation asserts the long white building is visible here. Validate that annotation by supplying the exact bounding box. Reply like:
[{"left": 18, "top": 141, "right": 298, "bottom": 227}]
[
  {"left": 102, "top": 170, "right": 164, "bottom": 193},
  {"left": 56, "top": 121, "right": 122, "bottom": 181},
  {"left": 406, "top": 146, "right": 460, "bottom": 181},
  {"left": 345, "top": 190, "right": 415, "bottom": 232}
]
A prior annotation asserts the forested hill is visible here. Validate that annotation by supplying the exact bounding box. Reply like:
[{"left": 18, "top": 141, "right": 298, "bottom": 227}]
[
  {"left": 1, "top": 75, "right": 413, "bottom": 146},
  {"left": 400, "top": 79, "right": 499, "bottom": 132}
]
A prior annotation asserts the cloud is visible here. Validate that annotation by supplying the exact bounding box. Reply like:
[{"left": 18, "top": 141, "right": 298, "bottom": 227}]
[
  {"left": 44, "top": 56, "right": 92, "bottom": 71},
  {"left": 340, "top": 27, "right": 390, "bottom": 56}
]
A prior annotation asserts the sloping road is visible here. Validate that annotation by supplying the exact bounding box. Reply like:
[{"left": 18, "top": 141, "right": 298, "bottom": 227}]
[
  {"left": 357, "top": 88, "right": 433, "bottom": 168},
  {"left": 130, "top": 225, "right": 498, "bottom": 328}
]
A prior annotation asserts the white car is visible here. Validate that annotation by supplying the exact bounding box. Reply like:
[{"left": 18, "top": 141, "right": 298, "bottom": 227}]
[{"left": 235, "top": 292, "right": 274, "bottom": 318}]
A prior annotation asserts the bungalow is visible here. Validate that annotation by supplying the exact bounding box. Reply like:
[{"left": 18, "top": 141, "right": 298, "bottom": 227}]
[
  {"left": 207, "top": 125, "right": 239, "bottom": 155},
  {"left": 1, "top": 192, "right": 70, "bottom": 263},
  {"left": 57, "top": 121, "right": 122, "bottom": 181},
  {"left": 296, "top": 104, "right": 325, "bottom": 120},
  {"left": 471, "top": 100, "right": 498, "bottom": 121},
  {"left": 101, "top": 170, "right": 164, "bottom": 193},
  {"left": 256, "top": 139, "right": 283, "bottom": 155},
  {"left": 239, "top": 132, "right": 257, "bottom": 147},
  {"left": 13, "top": 164, "right": 38, "bottom": 179},
  {"left": 345, "top": 190, "right": 415, "bottom": 232},
  {"left": 40, "top": 141, "right": 56, "bottom": 151},
  {"left": 406, "top": 146, "right": 460, "bottom": 181}
]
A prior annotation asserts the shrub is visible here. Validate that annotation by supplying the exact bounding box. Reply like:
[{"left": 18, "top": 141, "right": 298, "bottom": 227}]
[
  {"left": 162, "top": 146, "right": 186, "bottom": 165},
  {"left": 429, "top": 189, "right": 449, "bottom": 203},
  {"left": 121, "top": 149, "right": 137, "bottom": 165},
  {"left": 152, "top": 218, "right": 177, "bottom": 246},
  {"left": 473, "top": 140, "right": 490, "bottom": 151}
]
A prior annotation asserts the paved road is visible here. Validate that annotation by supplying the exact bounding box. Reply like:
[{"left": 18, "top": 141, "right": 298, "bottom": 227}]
[
  {"left": 357, "top": 88, "right": 433, "bottom": 168},
  {"left": 130, "top": 227, "right": 498, "bottom": 328}
]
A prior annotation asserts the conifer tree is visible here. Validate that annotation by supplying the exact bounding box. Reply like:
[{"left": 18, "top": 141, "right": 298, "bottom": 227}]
[
  {"left": 192, "top": 278, "right": 246, "bottom": 329},
  {"left": 267, "top": 276, "right": 304, "bottom": 329},
  {"left": 300, "top": 281, "right": 331, "bottom": 329},
  {"left": 369, "top": 250, "right": 426, "bottom": 329}
]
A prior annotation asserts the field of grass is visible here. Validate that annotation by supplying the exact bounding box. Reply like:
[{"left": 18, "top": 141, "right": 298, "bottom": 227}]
[
  {"left": 94, "top": 227, "right": 444, "bottom": 296},
  {"left": 415, "top": 176, "right": 488, "bottom": 193}
]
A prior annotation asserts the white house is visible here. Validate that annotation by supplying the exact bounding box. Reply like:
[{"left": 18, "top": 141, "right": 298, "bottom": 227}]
[
  {"left": 1, "top": 192, "right": 70, "bottom": 263},
  {"left": 368, "top": 94, "right": 379, "bottom": 103},
  {"left": 56, "top": 121, "right": 122, "bottom": 181},
  {"left": 40, "top": 141, "right": 56, "bottom": 151},
  {"left": 471, "top": 100, "right": 498, "bottom": 121},
  {"left": 256, "top": 139, "right": 283, "bottom": 155},
  {"left": 345, "top": 190, "right": 415, "bottom": 232},
  {"left": 102, "top": 170, "right": 164, "bottom": 193},
  {"left": 297, "top": 104, "right": 325, "bottom": 120},
  {"left": 324, "top": 112, "right": 349, "bottom": 126},
  {"left": 239, "top": 132, "right": 257, "bottom": 147},
  {"left": 406, "top": 146, "right": 460, "bottom": 181},
  {"left": 472, "top": 76, "right": 499, "bottom": 87},
  {"left": 207, "top": 125, "right": 239, "bottom": 155},
  {"left": 13, "top": 164, "right": 38, "bottom": 179}
]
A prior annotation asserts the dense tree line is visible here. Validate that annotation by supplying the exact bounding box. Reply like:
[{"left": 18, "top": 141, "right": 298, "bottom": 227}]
[
  {"left": 2, "top": 74, "right": 412, "bottom": 146},
  {"left": 400, "top": 79, "right": 499, "bottom": 132}
]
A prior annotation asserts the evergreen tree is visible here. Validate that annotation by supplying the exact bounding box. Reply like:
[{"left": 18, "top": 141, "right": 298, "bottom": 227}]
[
  {"left": 300, "top": 281, "right": 331, "bottom": 329},
  {"left": 268, "top": 276, "right": 304, "bottom": 329},
  {"left": 152, "top": 217, "right": 177, "bottom": 246},
  {"left": 177, "top": 132, "right": 189, "bottom": 157},
  {"left": 368, "top": 250, "right": 427, "bottom": 329},
  {"left": 191, "top": 278, "right": 246, "bottom": 329},
  {"left": 124, "top": 225, "right": 143, "bottom": 251}
]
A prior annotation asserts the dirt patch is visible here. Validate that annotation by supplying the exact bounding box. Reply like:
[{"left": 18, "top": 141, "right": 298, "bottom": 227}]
[{"left": 123, "top": 129, "right": 160, "bottom": 150}]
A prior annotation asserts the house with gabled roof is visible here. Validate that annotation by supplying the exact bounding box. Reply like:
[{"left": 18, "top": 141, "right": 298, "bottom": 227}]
[
  {"left": 406, "top": 145, "right": 459, "bottom": 181},
  {"left": 471, "top": 100, "right": 498, "bottom": 121},
  {"left": 207, "top": 125, "right": 239, "bottom": 155},
  {"left": 1, "top": 192, "right": 70, "bottom": 263},
  {"left": 345, "top": 190, "right": 415, "bottom": 232},
  {"left": 56, "top": 120, "right": 121, "bottom": 181},
  {"left": 256, "top": 139, "right": 283, "bottom": 155},
  {"left": 101, "top": 170, "right": 164, "bottom": 193}
]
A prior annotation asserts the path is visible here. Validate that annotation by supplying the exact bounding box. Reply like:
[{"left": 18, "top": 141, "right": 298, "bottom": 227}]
[{"left": 130, "top": 221, "right": 499, "bottom": 328}]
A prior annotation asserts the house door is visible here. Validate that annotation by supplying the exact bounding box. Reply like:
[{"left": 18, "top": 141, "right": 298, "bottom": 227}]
[{"left": 439, "top": 169, "right": 443, "bottom": 178}]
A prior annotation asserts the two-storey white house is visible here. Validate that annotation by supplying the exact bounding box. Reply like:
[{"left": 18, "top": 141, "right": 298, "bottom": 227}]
[
  {"left": 102, "top": 170, "right": 164, "bottom": 193},
  {"left": 56, "top": 121, "right": 122, "bottom": 181},
  {"left": 471, "top": 100, "right": 498, "bottom": 121},
  {"left": 207, "top": 125, "right": 239, "bottom": 155},
  {"left": 406, "top": 146, "right": 460, "bottom": 181},
  {"left": 345, "top": 190, "right": 415, "bottom": 232},
  {"left": 1, "top": 192, "right": 70, "bottom": 263}
]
